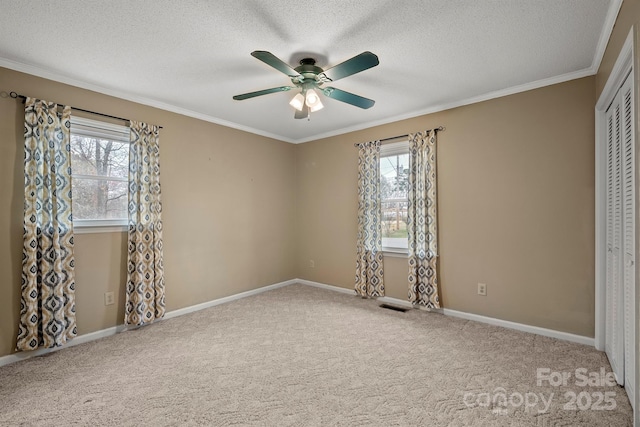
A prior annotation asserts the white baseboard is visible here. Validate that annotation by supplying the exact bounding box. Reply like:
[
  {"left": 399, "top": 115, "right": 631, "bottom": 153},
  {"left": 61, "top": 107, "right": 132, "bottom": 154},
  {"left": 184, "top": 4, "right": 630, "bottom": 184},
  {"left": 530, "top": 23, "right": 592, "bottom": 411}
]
[
  {"left": 163, "top": 279, "right": 297, "bottom": 320},
  {"left": 441, "top": 308, "right": 594, "bottom": 347},
  {"left": 295, "top": 279, "right": 356, "bottom": 295},
  {"left": 0, "top": 278, "right": 297, "bottom": 368},
  {"left": 0, "top": 324, "right": 127, "bottom": 367},
  {"left": 294, "top": 278, "right": 595, "bottom": 347}
]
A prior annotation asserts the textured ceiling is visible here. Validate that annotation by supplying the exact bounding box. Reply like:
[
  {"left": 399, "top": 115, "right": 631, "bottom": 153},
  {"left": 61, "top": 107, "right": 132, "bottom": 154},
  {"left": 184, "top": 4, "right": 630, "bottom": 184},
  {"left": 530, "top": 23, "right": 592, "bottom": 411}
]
[{"left": 0, "top": 1, "right": 620, "bottom": 143}]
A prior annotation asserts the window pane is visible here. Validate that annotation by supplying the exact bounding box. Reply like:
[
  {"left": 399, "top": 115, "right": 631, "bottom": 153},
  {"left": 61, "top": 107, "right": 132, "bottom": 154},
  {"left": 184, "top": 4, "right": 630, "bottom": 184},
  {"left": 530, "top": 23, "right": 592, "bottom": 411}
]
[
  {"left": 380, "top": 153, "right": 409, "bottom": 247},
  {"left": 72, "top": 178, "right": 128, "bottom": 220},
  {"left": 381, "top": 199, "right": 408, "bottom": 246},
  {"left": 70, "top": 135, "right": 129, "bottom": 178},
  {"left": 380, "top": 153, "right": 409, "bottom": 199}
]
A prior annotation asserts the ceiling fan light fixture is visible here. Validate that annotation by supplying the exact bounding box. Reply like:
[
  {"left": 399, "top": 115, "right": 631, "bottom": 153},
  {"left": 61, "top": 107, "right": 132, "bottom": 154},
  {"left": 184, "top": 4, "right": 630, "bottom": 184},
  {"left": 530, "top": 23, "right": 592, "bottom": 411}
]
[
  {"left": 305, "top": 88, "right": 319, "bottom": 106},
  {"left": 309, "top": 98, "right": 323, "bottom": 112},
  {"left": 305, "top": 88, "right": 323, "bottom": 112},
  {"left": 289, "top": 93, "right": 305, "bottom": 111}
]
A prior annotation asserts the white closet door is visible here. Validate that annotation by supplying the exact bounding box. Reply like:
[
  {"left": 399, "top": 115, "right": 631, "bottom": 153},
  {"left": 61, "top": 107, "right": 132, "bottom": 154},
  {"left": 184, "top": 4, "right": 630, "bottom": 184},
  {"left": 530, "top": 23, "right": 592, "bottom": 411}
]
[
  {"left": 605, "top": 109, "right": 615, "bottom": 366},
  {"left": 621, "top": 74, "right": 635, "bottom": 405},
  {"left": 605, "top": 94, "right": 624, "bottom": 384},
  {"left": 605, "top": 109, "right": 614, "bottom": 366}
]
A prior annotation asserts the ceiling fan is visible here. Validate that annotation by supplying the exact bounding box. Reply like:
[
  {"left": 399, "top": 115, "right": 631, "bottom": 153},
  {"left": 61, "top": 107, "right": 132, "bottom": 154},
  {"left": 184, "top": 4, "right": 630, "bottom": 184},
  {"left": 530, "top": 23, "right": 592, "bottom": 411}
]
[{"left": 233, "top": 51, "right": 379, "bottom": 119}]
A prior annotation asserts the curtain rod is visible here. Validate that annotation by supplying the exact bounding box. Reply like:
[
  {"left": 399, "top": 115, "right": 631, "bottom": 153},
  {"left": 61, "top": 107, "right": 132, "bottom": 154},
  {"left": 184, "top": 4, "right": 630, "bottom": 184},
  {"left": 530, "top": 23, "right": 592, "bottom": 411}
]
[
  {"left": 9, "top": 91, "right": 163, "bottom": 129},
  {"left": 354, "top": 126, "right": 444, "bottom": 147}
]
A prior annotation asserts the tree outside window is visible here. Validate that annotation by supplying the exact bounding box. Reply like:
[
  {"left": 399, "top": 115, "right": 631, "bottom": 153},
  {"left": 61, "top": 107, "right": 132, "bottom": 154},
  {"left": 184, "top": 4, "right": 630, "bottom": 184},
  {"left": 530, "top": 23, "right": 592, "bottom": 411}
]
[{"left": 70, "top": 135, "right": 128, "bottom": 220}]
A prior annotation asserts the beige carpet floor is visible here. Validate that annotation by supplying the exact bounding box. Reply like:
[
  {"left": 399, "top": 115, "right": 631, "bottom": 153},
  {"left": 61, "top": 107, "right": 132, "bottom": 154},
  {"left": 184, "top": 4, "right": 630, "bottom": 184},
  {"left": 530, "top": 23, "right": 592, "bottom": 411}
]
[{"left": 0, "top": 284, "right": 633, "bottom": 426}]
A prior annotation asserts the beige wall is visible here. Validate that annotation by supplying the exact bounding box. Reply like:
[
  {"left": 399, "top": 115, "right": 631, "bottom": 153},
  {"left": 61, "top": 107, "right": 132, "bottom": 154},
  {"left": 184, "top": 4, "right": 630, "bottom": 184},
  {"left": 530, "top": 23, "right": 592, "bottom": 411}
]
[
  {"left": 296, "top": 77, "right": 596, "bottom": 337},
  {"left": 0, "top": 67, "right": 297, "bottom": 357}
]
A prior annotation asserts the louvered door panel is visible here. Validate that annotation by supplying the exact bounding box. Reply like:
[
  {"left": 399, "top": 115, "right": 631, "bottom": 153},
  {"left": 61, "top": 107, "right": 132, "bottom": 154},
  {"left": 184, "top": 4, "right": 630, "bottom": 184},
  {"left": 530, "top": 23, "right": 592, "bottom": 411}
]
[
  {"left": 605, "top": 97, "right": 624, "bottom": 384},
  {"left": 621, "top": 76, "right": 635, "bottom": 406},
  {"left": 605, "top": 110, "right": 615, "bottom": 363}
]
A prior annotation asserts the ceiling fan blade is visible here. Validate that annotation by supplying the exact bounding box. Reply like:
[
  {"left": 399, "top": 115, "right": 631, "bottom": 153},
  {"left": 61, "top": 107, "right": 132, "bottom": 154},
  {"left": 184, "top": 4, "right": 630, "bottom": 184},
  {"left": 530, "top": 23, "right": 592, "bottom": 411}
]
[
  {"left": 321, "top": 87, "right": 375, "bottom": 109},
  {"left": 321, "top": 52, "right": 379, "bottom": 82},
  {"left": 251, "top": 51, "right": 301, "bottom": 77},
  {"left": 233, "top": 86, "right": 293, "bottom": 100},
  {"left": 294, "top": 104, "right": 309, "bottom": 119}
]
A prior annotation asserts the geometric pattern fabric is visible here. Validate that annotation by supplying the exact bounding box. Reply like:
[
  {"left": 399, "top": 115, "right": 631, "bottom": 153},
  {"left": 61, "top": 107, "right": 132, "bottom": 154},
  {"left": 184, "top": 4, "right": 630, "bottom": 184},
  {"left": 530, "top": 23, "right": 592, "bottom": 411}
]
[
  {"left": 354, "top": 140, "right": 384, "bottom": 297},
  {"left": 407, "top": 130, "right": 440, "bottom": 308},
  {"left": 124, "top": 121, "right": 166, "bottom": 325},
  {"left": 17, "top": 98, "right": 77, "bottom": 350}
]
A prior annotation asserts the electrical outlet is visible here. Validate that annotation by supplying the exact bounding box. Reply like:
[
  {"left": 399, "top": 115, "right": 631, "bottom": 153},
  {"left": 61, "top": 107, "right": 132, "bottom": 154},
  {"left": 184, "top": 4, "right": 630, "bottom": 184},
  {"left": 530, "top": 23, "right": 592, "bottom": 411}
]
[
  {"left": 104, "top": 291, "right": 115, "bottom": 306},
  {"left": 477, "top": 283, "right": 487, "bottom": 296},
  {"left": 309, "top": 260, "right": 315, "bottom": 268}
]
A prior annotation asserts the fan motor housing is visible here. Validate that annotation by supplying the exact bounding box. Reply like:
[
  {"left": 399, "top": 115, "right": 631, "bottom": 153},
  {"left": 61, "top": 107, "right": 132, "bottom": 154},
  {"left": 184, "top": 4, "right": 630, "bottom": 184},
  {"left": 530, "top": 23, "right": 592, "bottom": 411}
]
[{"left": 294, "top": 58, "right": 324, "bottom": 77}]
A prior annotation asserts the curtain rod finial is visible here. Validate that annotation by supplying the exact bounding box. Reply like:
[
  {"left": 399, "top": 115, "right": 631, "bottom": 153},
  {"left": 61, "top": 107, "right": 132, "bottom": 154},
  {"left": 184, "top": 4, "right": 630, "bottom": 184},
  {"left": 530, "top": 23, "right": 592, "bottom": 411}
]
[{"left": 9, "top": 91, "right": 26, "bottom": 103}]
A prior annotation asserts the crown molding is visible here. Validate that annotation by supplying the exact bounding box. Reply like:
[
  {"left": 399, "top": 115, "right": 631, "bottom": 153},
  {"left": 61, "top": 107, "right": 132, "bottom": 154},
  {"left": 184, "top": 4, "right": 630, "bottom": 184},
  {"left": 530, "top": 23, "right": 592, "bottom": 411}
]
[
  {"left": 590, "top": 0, "right": 624, "bottom": 74},
  {"left": 2, "top": 12, "right": 612, "bottom": 149},
  {"left": 293, "top": 67, "right": 595, "bottom": 143},
  {"left": 0, "top": 57, "right": 295, "bottom": 144}
]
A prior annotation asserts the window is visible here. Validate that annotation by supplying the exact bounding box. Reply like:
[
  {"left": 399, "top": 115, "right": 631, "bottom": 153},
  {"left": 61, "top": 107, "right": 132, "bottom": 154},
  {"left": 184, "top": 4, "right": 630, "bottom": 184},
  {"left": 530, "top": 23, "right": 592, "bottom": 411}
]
[
  {"left": 380, "top": 140, "right": 409, "bottom": 252},
  {"left": 70, "top": 117, "right": 129, "bottom": 232}
]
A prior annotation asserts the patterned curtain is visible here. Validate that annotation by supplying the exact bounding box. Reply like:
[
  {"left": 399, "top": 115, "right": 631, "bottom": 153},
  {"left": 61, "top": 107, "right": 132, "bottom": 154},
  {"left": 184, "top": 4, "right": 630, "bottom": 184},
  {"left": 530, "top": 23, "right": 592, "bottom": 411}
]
[
  {"left": 355, "top": 141, "right": 385, "bottom": 297},
  {"left": 407, "top": 130, "right": 440, "bottom": 308},
  {"left": 17, "top": 99, "right": 77, "bottom": 351},
  {"left": 124, "top": 121, "right": 166, "bottom": 326}
]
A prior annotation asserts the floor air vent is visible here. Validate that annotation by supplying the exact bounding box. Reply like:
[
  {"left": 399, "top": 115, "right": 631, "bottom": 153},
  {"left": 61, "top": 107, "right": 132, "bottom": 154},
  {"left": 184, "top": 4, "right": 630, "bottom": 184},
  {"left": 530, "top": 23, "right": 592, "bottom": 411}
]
[{"left": 379, "top": 303, "right": 409, "bottom": 313}]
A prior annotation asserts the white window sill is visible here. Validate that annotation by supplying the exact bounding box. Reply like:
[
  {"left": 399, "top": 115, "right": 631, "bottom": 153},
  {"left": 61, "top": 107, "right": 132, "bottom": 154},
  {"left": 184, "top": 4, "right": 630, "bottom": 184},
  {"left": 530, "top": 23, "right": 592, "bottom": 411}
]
[
  {"left": 74, "top": 225, "right": 127, "bottom": 234},
  {"left": 74, "top": 219, "right": 127, "bottom": 234},
  {"left": 382, "top": 248, "right": 408, "bottom": 258}
]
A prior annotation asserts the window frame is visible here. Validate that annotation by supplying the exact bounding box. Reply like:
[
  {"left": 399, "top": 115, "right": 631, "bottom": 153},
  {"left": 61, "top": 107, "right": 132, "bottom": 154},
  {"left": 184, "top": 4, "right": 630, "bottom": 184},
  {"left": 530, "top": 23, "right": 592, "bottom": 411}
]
[
  {"left": 379, "top": 139, "right": 410, "bottom": 255},
  {"left": 70, "top": 116, "right": 130, "bottom": 234}
]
